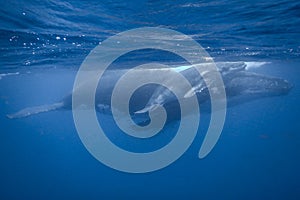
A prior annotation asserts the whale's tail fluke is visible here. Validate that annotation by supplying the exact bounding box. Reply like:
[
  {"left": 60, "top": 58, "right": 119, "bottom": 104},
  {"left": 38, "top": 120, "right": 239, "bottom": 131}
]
[{"left": 7, "top": 102, "right": 64, "bottom": 119}]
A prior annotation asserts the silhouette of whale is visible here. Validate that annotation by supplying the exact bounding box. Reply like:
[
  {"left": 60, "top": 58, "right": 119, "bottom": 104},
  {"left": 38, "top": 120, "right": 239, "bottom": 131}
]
[{"left": 7, "top": 62, "right": 292, "bottom": 120}]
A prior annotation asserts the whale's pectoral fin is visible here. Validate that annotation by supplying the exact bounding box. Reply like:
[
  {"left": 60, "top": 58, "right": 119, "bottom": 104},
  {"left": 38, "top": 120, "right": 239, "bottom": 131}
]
[
  {"left": 7, "top": 102, "right": 64, "bottom": 119},
  {"left": 184, "top": 89, "right": 196, "bottom": 98},
  {"left": 134, "top": 104, "right": 160, "bottom": 114},
  {"left": 132, "top": 104, "right": 162, "bottom": 126}
]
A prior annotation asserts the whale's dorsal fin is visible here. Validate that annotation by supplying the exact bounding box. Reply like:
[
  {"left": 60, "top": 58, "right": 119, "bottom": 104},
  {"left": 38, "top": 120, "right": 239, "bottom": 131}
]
[{"left": 7, "top": 102, "right": 64, "bottom": 119}]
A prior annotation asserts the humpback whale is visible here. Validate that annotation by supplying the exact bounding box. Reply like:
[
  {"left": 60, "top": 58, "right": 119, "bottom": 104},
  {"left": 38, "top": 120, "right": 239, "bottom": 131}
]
[{"left": 7, "top": 62, "right": 292, "bottom": 120}]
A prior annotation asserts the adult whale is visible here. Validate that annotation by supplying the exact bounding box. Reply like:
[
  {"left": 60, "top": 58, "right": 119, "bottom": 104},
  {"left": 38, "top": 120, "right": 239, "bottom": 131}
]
[{"left": 7, "top": 62, "right": 292, "bottom": 120}]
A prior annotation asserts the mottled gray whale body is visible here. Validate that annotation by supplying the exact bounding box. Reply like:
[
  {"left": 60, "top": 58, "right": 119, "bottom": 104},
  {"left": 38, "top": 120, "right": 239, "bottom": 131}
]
[{"left": 7, "top": 62, "right": 292, "bottom": 120}]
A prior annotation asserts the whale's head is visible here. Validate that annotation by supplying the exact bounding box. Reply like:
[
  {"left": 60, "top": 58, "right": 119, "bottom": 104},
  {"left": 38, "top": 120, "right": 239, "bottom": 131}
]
[
  {"left": 264, "top": 77, "right": 293, "bottom": 96},
  {"left": 227, "top": 72, "right": 293, "bottom": 97}
]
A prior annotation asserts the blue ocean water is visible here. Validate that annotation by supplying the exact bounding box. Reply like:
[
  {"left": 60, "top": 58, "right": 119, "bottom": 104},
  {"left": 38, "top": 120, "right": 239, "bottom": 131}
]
[{"left": 0, "top": 0, "right": 300, "bottom": 199}]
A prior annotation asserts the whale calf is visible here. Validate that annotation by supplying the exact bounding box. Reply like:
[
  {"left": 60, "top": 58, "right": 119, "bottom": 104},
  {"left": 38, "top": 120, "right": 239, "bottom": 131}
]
[{"left": 7, "top": 62, "right": 292, "bottom": 120}]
